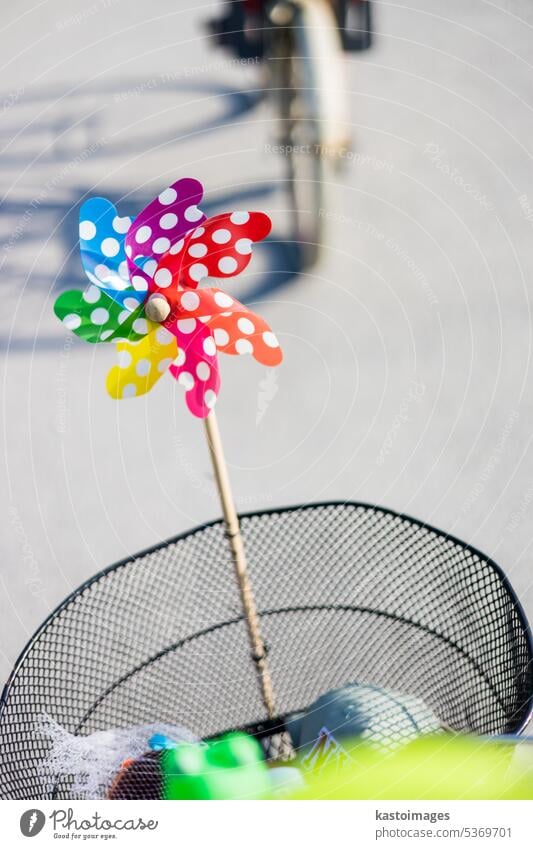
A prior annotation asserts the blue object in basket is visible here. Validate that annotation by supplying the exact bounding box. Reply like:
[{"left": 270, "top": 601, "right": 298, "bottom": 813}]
[
  {"left": 148, "top": 734, "right": 177, "bottom": 752},
  {"left": 286, "top": 683, "right": 442, "bottom": 760}
]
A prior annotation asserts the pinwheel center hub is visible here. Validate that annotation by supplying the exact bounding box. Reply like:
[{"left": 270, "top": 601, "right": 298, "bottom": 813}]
[{"left": 145, "top": 293, "right": 171, "bottom": 323}]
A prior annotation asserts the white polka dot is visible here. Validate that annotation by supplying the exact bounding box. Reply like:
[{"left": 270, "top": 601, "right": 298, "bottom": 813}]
[
  {"left": 154, "top": 267, "right": 173, "bottom": 288},
  {"left": 118, "top": 310, "right": 130, "bottom": 325},
  {"left": 117, "top": 350, "right": 132, "bottom": 368},
  {"left": 143, "top": 259, "right": 157, "bottom": 277},
  {"left": 181, "top": 291, "right": 200, "bottom": 311},
  {"left": 218, "top": 256, "right": 238, "bottom": 274},
  {"left": 83, "top": 285, "right": 101, "bottom": 304},
  {"left": 214, "top": 328, "right": 230, "bottom": 347},
  {"left": 124, "top": 296, "right": 141, "bottom": 312},
  {"left": 122, "top": 384, "right": 137, "bottom": 398},
  {"left": 196, "top": 362, "right": 210, "bottom": 381},
  {"left": 133, "top": 318, "right": 148, "bottom": 335},
  {"left": 94, "top": 263, "right": 112, "bottom": 282},
  {"left": 159, "top": 213, "right": 177, "bottom": 230},
  {"left": 203, "top": 336, "right": 216, "bottom": 356},
  {"left": 153, "top": 237, "right": 171, "bottom": 254},
  {"left": 132, "top": 275, "right": 148, "bottom": 292},
  {"left": 63, "top": 313, "right": 81, "bottom": 330},
  {"left": 212, "top": 228, "right": 231, "bottom": 244},
  {"left": 125, "top": 245, "right": 133, "bottom": 257},
  {"left": 156, "top": 326, "right": 174, "bottom": 345},
  {"left": 100, "top": 329, "right": 114, "bottom": 340},
  {"left": 118, "top": 260, "right": 129, "bottom": 279},
  {"left": 79, "top": 220, "right": 96, "bottom": 240},
  {"left": 204, "top": 389, "right": 217, "bottom": 408},
  {"left": 175, "top": 349, "right": 186, "bottom": 366},
  {"left": 191, "top": 227, "right": 205, "bottom": 239},
  {"left": 136, "top": 226, "right": 151, "bottom": 244},
  {"left": 159, "top": 187, "right": 177, "bottom": 205},
  {"left": 157, "top": 357, "right": 173, "bottom": 373},
  {"left": 236, "top": 338, "right": 253, "bottom": 355},
  {"left": 91, "top": 307, "right": 109, "bottom": 326},
  {"left": 214, "top": 291, "right": 233, "bottom": 308},
  {"left": 263, "top": 331, "right": 279, "bottom": 348},
  {"left": 112, "top": 216, "right": 131, "bottom": 234},
  {"left": 178, "top": 371, "right": 195, "bottom": 390},
  {"left": 135, "top": 358, "right": 151, "bottom": 377},
  {"left": 101, "top": 238, "right": 119, "bottom": 258},
  {"left": 230, "top": 211, "right": 250, "bottom": 225},
  {"left": 235, "top": 238, "right": 252, "bottom": 255},
  {"left": 184, "top": 205, "right": 202, "bottom": 222},
  {"left": 237, "top": 317, "right": 255, "bottom": 335},
  {"left": 189, "top": 263, "right": 208, "bottom": 282},
  {"left": 177, "top": 318, "right": 196, "bottom": 334},
  {"left": 188, "top": 242, "right": 207, "bottom": 258},
  {"left": 170, "top": 239, "right": 184, "bottom": 254},
  {"left": 198, "top": 315, "right": 211, "bottom": 323}
]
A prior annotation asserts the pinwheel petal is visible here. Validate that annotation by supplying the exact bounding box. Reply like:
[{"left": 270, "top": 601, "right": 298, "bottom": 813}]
[
  {"left": 153, "top": 211, "right": 271, "bottom": 290},
  {"left": 161, "top": 288, "right": 282, "bottom": 366},
  {"left": 106, "top": 325, "right": 178, "bottom": 399},
  {"left": 79, "top": 197, "right": 134, "bottom": 303},
  {"left": 54, "top": 286, "right": 149, "bottom": 343},
  {"left": 125, "top": 178, "right": 205, "bottom": 286},
  {"left": 209, "top": 309, "right": 283, "bottom": 367},
  {"left": 168, "top": 323, "right": 220, "bottom": 418}
]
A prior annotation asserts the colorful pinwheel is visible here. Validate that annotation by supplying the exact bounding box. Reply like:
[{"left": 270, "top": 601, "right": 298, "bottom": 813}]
[
  {"left": 54, "top": 178, "right": 285, "bottom": 735},
  {"left": 54, "top": 178, "right": 282, "bottom": 417}
]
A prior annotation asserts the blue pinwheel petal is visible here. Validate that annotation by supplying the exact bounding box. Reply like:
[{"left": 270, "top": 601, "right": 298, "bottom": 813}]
[{"left": 79, "top": 197, "right": 145, "bottom": 311}]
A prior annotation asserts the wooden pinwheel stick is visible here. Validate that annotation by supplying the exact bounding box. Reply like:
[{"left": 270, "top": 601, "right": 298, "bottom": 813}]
[{"left": 203, "top": 409, "right": 277, "bottom": 720}]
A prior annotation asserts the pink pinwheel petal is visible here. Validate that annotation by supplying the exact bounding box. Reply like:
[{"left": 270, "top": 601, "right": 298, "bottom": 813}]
[{"left": 168, "top": 322, "right": 220, "bottom": 418}]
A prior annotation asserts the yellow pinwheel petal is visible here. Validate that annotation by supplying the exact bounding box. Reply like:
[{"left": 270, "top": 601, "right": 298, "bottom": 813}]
[{"left": 106, "top": 325, "right": 178, "bottom": 399}]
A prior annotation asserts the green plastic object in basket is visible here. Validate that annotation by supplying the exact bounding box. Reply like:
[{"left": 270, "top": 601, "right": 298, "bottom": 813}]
[{"left": 161, "top": 733, "right": 270, "bottom": 800}]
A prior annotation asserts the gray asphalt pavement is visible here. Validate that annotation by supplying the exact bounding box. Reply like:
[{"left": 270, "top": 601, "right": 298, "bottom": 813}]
[{"left": 2, "top": 0, "right": 533, "bottom": 694}]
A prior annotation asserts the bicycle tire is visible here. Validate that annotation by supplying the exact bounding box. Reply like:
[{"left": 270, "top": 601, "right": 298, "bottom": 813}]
[
  {"left": 269, "top": 0, "right": 348, "bottom": 268},
  {"left": 282, "top": 42, "right": 324, "bottom": 269}
]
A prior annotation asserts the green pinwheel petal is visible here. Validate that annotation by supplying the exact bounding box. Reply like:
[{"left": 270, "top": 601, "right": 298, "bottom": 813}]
[{"left": 54, "top": 286, "right": 148, "bottom": 343}]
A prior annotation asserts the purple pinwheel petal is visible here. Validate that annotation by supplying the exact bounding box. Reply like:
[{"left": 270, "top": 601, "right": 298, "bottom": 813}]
[{"left": 125, "top": 178, "right": 205, "bottom": 288}]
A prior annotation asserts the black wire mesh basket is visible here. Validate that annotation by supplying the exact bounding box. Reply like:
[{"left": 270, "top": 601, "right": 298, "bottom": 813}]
[{"left": 1, "top": 502, "right": 532, "bottom": 799}]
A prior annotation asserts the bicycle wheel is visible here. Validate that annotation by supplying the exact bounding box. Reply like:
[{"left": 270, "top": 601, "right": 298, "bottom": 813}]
[{"left": 269, "top": 0, "right": 348, "bottom": 269}]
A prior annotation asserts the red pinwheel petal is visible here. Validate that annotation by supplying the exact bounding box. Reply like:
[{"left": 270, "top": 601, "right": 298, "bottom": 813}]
[
  {"left": 168, "top": 322, "right": 220, "bottom": 418},
  {"left": 153, "top": 211, "right": 271, "bottom": 290}
]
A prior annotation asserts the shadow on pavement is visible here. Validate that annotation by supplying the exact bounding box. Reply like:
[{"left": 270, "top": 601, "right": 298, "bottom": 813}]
[{"left": 1, "top": 77, "right": 302, "bottom": 351}]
